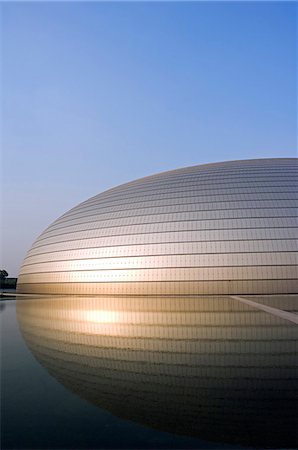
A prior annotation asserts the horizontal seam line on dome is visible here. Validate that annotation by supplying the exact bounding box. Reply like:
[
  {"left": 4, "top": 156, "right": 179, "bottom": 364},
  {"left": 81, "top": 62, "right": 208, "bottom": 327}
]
[
  {"left": 21, "top": 325, "right": 298, "bottom": 333},
  {"left": 20, "top": 324, "right": 297, "bottom": 332},
  {"left": 20, "top": 328, "right": 297, "bottom": 336},
  {"left": 32, "top": 354, "right": 295, "bottom": 364},
  {"left": 28, "top": 355, "right": 298, "bottom": 367},
  {"left": 111, "top": 178, "right": 298, "bottom": 187},
  {"left": 49, "top": 211, "right": 297, "bottom": 237},
  {"left": 23, "top": 350, "right": 294, "bottom": 360},
  {"left": 25, "top": 328, "right": 297, "bottom": 336},
  {"left": 66, "top": 177, "right": 298, "bottom": 193},
  {"left": 22, "top": 340, "right": 297, "bottom": 348},
  {"left": 19, "top": 348, "right": 298, "bottom": 358},
  {"left": 83, "top": 179, "right": 298, "bottom": 197},
  {"left": 53, "top": 193, "right": 296, "bottom": 214},
  {"left": 20, "top": 258, "right": 297, "bottom": 275},
  {"left": 81, "top": 198, "right": 297, "bottom": 212},
  {"left": 22, "top": 260, "right": 298, "bottom": 270},
  {"left": 23, "top": 318, "right": 298, "bottom": 323},
  {"left": 54, "top": 195, "right": 298, "bottom": 223},
  {"left": 72, "top": 174, "right": 298, "bottom": 200},
  {"left": 21, "top": 250, "right": 298, "bottom": 267},
  {"left": 25, "top": 351, "right": 298, "bottom": 360},
  {"left": 72, "top": 186, "right": 298, "bottom": 205},
  {"left": 61, "top": 189, "right": 298, "bottom": 214},
  {"left": 18, "top": 328, "right": 298, "bottom": 342},
  {"left": 63, "top": 173, "right": 298, "bottom": 202},
  {"left": 99, "top": 177, "right": 298, "bottom": 192},
  {"left": 24, "top": 355, "right": 297, "bottom": 370},
  {"left": 22, "top": 342, "right": 298, "bottom": 353},
  {"left": 24, "top": 322, "right": 291, "bottom": 329},
  {"left": 86, "top": 168, "right": 298, "bottom": 185},
  {"left": 37, "top": 216, "right": 298, "bottom": 242},
  {"left": 51, "top": 204, "right": 298, "bottom": 224},
  {"left": 19, "top": 329, "right": 298, "bottom": 338},
  {"left": 19, "top": 374, "right": 297, "bottom": 391},
  {"left": 19, "top": 319, "right": 297, "bottom": 327},
  {"left": 65, "top": 185, "right": 298, "bottom": 213},
  {"left": 35, "top": 226, "right": 298, "bottom": 244},
  {"left": 26, "top": 238, "right": 298, "bottom": 257},
  {"left": 75, "top": 184, "right": 298, "bottom": 204},
  {"left": 21, "top": 311, "right": 292, "bottom": 316},
  {"left": 51, "top": 206, "right": 298, "bottom": 232},
  {"left": 17, "top": 278, "right": 298, "bottom": 283},
  {"left": 87, "top": 175, "right": 298, "bottom": 188},
  {"left": 20, "top": 264, "right": 298, "bottom": 275},
  {"left": 38, "top": 225, "right": 298, "bottom": 246},
  {"left": 19, "top": 342, "right": 297, "bottom": 360},
  {"left": 94, "top": 168, "right": 297, "bottom": 182},
  {"left": 82, "top": 185, "right": 298, "bottom": 203},
  {"left": 22, "top": 313, "right": 295, "bottom": 319},
  {"left": 55, "top": 203, "right": 298, "bottom": 214},
  {"left": 55, "top": 209, "right": 298, "bottom": 229},
  {"left": 30, "top": 227, "right": 298, "bottom": 251},
  {"left": 23, "top": 340, "right": 296, "bottom": 346},
  {"left": 25, "top": 324, "right": 296, "bottom": 330}
]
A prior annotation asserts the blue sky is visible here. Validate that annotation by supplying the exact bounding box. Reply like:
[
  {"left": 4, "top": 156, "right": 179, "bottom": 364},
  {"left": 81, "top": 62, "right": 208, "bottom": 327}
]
[{"left": 2, "top": 2, "right": 297, "bottom": 276}]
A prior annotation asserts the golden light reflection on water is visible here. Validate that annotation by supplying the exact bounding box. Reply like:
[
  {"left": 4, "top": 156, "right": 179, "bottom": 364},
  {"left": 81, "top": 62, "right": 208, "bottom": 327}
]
[{"left": 16, "top": 294, "right": 298, "bottom": 448}]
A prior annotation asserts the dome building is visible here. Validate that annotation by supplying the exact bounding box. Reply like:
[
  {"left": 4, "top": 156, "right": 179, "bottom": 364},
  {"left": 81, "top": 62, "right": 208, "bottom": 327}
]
[{"left": 17, "top": 158, "right": 298, "bottom": 295}]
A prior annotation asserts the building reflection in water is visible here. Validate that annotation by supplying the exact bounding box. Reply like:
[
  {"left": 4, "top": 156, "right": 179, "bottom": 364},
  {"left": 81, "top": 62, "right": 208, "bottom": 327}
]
[{"left": 17, "top": 295, "right": 297, "bottom": 448}]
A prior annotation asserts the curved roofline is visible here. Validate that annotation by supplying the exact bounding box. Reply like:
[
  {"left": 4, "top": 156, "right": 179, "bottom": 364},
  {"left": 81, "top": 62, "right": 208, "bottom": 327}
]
[
  {"left": 56, "top": 157, "right": 298, "bottom": 221},
  {"left": 100, "top": 156, "right": 298, "bottom": 193}
]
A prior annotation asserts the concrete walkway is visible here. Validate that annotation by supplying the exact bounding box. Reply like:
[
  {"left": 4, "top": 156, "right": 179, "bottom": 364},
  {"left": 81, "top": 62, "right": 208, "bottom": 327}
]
[{"left": 231, "top": 295, "right": 298, "bottom": 325}]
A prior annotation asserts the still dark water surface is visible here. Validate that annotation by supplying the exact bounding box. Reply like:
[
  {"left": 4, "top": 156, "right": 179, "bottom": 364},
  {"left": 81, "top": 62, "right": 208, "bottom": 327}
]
[{"left": 1, "top": 295, "right": 297, "bottom": 449}]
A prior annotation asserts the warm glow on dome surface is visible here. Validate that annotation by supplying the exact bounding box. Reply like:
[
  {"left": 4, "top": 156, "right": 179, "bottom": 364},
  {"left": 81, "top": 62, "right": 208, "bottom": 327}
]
[{"left": 17, "top": 158, "right": 298, "bottom": 295}]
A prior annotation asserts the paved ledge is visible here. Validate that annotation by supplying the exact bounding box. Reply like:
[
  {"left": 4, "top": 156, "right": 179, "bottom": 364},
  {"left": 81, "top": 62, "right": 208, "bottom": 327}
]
[{"left": 231, "top": 295, "right": 298, "bottom": 325}]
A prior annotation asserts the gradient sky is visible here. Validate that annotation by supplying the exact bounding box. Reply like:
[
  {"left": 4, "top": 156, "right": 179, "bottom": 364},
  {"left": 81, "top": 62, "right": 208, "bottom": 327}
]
[{"left": 2, "top": 2, "right": 297, "bottom": 277}]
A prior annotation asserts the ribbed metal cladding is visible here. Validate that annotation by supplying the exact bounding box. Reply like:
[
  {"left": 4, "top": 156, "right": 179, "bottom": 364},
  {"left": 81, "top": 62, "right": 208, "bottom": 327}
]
[{"left": 17, "top": 158, "right": 298, "bottom": 295}]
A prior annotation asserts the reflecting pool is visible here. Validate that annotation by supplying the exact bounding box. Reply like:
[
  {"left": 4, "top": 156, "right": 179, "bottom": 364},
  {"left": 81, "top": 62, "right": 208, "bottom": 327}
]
[{"left": 2, "top": 295, "right": 298, "bottom": 449}]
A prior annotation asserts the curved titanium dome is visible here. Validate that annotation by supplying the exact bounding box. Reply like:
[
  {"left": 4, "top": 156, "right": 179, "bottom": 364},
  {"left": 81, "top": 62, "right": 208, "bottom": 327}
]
[{"left": 17, "top": 158, "right": 298, "bottom": 295}]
